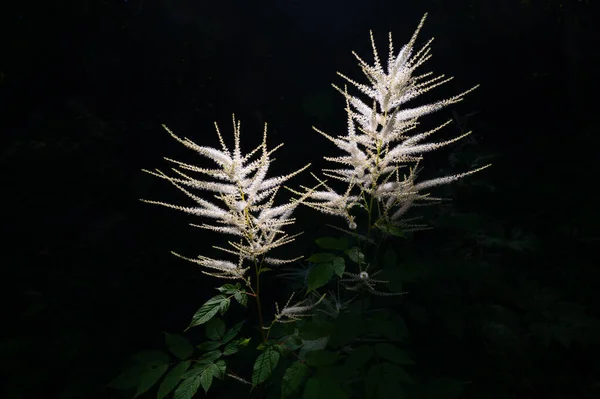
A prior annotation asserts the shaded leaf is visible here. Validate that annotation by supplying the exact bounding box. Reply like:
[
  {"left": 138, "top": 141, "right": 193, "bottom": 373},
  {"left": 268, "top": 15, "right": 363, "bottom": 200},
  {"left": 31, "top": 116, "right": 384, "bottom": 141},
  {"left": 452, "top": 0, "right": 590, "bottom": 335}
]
[
  {"left": 307, "top": 263, "right": 335, "bottom": 293},
  {"left": 196, "top": 341, "right": 221, "bottom": 352},
  {"left": 205, "top": 318, "right": 226, "bottom": 341},
  {"left": 173, "top": 370, "right": 201, "bottom": 399},
  {"left": 345, "top": 247, "right": 365, "bottom": 264},
  {"left": 282, "top": 361, "right": 310, "bottom": 398},
  {"left": 133, "top": 362, "right": 169, "bottom": 398},
  {"left": 157, "top": 360, "right": 191, "bottom": 399},
  {"left": 164, "top": 333, "right": 194, "bottom": 360},
  {"left": 199, "top": 350, "right": 222, "bottom": 362},
  {"left": 222, "top": 320, "right": 245, "bottom": 344},
  {"left": 252, "top": 346, "right": 280, "bottom": 386}
]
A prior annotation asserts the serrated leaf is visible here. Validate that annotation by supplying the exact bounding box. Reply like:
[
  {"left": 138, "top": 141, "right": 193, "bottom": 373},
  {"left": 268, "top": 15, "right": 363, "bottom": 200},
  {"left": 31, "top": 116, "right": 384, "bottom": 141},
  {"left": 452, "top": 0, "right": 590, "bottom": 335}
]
[
  {"left": 223, "top": 337, "right": 250, "bottom": 356},
  {"left": 277, "top": 335, "right": 303, "bottom": 353},
  {"left": 217, "top": 283, "right": 247, "bottom": 307},
  {"left": 133, "top": 362, "right": 169, "bottom": 398},
  {"left": 315, "top": 237, "right": 348, "bottom": 250},
  {"left": 214, "top": 359, "right": 226, "bottom": 379},
  {"left": 307, "top": 263, "right": 335, "bottom": 293},
  {"left": 216, "top": 284, "right": 240, "bottom": 294},
  {"left": 305, "top": 350, "right": 338, "bottom": 367},
  {"left": 374, "top": 343, "right": 414, "bottom": 365},
  {"left": 222, "top": 320, "right": 244, "bottom": 344},
  {"left": 196, "top": 341, "right": 221, "bottom": 351},
  {"left": 345, "top": 247, "right": 365, "bottom": 264},
  {"left": 189, "top": 295, "right": 229, "bottom": 328},
  {"left": 219, "top": 297, "right": 230, "bottom": 315},
  {"left": 205, "top": 318, "right": 226, "bottom": 341},
  {"left": 252, "top": 346, "right": 280, "bottom": 386},
  {"left": 199, "top": 350, "right": 222, "bottom": 362},
  {"left": 164, "top": 333, "right": 194, "bottom": 360},
  {"left": 307, "top": 252, "right": 337, "bottom": 263},
  {"left": 331, "top": 256, "right": 345, "bottom": 277},
  {"left": 282, "top": 361, "right": 310, "bottom": 398},
  {"left": 157, "top": 360, "right": 191, "bottom": 399},
  {"left": 199, "top": 366, "right": 214, "bottom": 393},
  {"left": 173, "top": 371, "right": 201, "bottom": 399},
  {"left": 234, "top": 291, "right": 247, "bottom": 307}
]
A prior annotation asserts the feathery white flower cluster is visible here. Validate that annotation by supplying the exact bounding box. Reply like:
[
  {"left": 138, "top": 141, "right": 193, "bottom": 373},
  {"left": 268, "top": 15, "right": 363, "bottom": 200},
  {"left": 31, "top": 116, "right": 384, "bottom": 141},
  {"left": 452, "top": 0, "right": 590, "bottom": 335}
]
[
  {"left": 141, "top": 115, "right": 311, "bottom": 279},
  {"left": 296, "top": 14, "right": 490, "bottom": 230}
]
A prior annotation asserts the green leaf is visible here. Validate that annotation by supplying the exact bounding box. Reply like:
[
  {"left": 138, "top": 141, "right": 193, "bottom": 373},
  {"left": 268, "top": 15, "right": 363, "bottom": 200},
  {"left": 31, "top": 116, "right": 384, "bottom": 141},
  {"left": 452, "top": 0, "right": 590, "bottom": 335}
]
[
  {"left": 307, "top": 263, "right": 335, "bottom": 293},
  {"left": 282, "top": 361, "right": 310, "bottom": 398},
  {"left": 199, "top": 350, "right": 222, "bottom": 362},
  {"left": 214, "top": 359, "right": 227, "bottom": 379},
  {"left": 307, "top": 252, "right": 337, "bottom": 263},
  {"left": 196, "top": 341, "right": 221, "bottom": 351},
  {"left": 157, "top": 360, "right": 191, "bottom": 399},
  {"left": 133, "top": 362, "right": 169, "bottom": 398},
  {"left": 173, "top": 370, "right": 201, "bottom": 399},
  {"left": 374, "top": 343, "right": 414, "bottom": 365},
  {"left": 223, "top": 337, "right": 250, "bottom": 356},
  {"left": 331, "top": 256, "right": 345, "bottom": 277},
  {"left": 188, "top": 295, "right": 230, "bottom": 328},
  {"left": 217, "top": 283, "right": 247, "bottom": 307},
  {"left": 216, "top": 283, "right": 240, "bottom": 294},
  {"left": 345, "top": 247, "right": 365, "bottom": 264},
  {"left": 315, "top": 237, "right": 348, "bottom": 250},
  {"left": 303, "top": 377, "right": 320, "bottom": 399},
  {"left": 164, "top": 333, "right": 194, "bottom": 360},
  {"left": 199, "top": 366, "right": 214, "bottom": 393},
  {"left": 205, "top": 318, "right": 226, "bottom": 341},
  {"left": 252, "top": 346, "right": 280, "bottom": 386},
  {"left": 222, "top": 320, "right": 244, "bottom": 344},
  {"left": 234, "top": 291, "right": 247, "bottom": 307},
  {"left": 305, "top": 350, "right": 338, "bottom": 367}
]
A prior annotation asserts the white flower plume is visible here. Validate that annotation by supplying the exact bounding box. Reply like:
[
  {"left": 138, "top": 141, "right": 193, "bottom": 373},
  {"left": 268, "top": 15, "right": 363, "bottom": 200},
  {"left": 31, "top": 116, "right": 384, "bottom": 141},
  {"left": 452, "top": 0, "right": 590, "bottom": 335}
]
[
  {"left": 303, "top": 13, "right": 491, "bottom": 230},
  {"left": 141, "top": 115, "right": 312, "bottom": 279}
]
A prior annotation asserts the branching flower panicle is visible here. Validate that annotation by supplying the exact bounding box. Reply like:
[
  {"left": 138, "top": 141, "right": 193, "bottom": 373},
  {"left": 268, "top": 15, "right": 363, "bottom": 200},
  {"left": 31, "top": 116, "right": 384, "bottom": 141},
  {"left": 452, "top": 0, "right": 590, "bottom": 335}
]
[
  {"left": 300, "top": 13, "right": 491, "bottom": 231},
  {"left": 141, "top": 115, "right": 312, "bottom": 279}
]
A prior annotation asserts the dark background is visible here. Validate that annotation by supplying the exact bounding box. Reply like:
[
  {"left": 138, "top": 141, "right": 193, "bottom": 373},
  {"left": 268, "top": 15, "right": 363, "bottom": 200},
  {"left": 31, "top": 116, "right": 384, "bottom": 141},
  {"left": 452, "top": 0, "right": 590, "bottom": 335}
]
[{"left": 1, "top": 0, "right": 599, "bottom": 398}]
